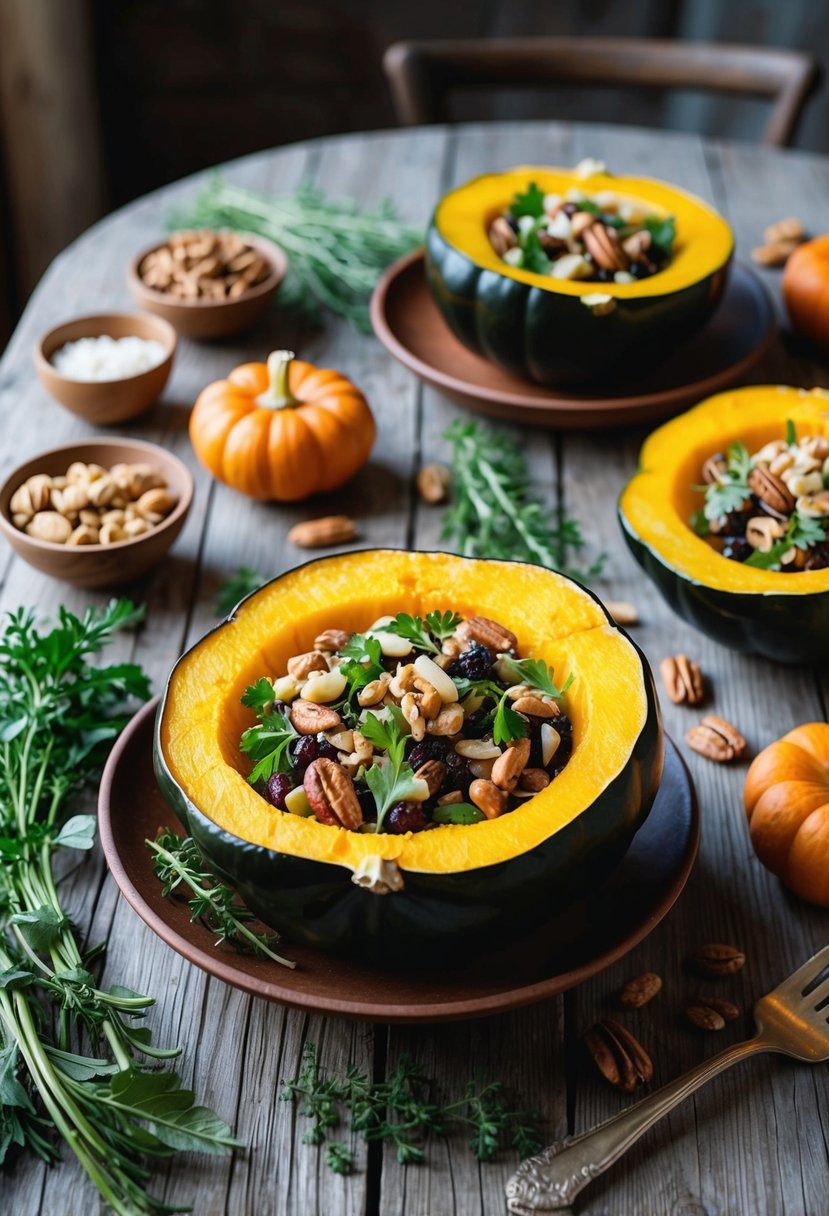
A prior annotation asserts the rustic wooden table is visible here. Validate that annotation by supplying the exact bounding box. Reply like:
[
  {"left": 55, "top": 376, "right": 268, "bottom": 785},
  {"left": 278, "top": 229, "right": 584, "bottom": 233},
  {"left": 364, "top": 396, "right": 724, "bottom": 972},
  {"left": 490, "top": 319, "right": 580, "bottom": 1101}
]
[{"left": 3, "top": 120, "right": 829, "bottom": 1216}]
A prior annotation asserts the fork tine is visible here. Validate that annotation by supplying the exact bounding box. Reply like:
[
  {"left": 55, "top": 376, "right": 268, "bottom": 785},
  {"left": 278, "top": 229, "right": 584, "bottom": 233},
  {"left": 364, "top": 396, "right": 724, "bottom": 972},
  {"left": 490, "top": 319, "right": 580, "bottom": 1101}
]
[{"left": 773, "top": 944, "right": 829, "bottom": 1001}]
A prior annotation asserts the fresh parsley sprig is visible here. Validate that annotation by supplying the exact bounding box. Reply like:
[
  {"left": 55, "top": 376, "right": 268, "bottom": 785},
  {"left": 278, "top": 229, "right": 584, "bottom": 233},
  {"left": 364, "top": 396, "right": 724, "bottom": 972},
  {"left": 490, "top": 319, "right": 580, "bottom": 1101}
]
[
  {"left": 283, "top": 1041, "right": 542, "bottom": 1171},
  {"left": 693, "top": 441, "right": 751, "bottom": 530},
  {"left": 214, "top": 566, "right": 265, "bottom": 615},
  {"left": 441, "top": 421, "right": 605, "bottom": 583},
  {"left": 509, "top": 182, "right": 545, "bottom": 218},
  {"left": 492, "top": 693, "right": 529, "bottom": 747},
  {"left": 337, "top": 632, "right": 385, "bottom": 694},
  {"left": 360, "top": 709, "right": 424, "bottom": 830},
  {"left": 382, "top": 611, "right": 461, "bottom": 655},
  {"left": 496, "top": 656, "right": 574, "bottom": 700},
  {"left": 240, "top": 704, "right": 298, "bottom": 784},
  {"left": 745, "top": 510, "right": 826, "bottom": 570},
  {"left": 148, "top": 830, "right": 294, "bottom": 968}
]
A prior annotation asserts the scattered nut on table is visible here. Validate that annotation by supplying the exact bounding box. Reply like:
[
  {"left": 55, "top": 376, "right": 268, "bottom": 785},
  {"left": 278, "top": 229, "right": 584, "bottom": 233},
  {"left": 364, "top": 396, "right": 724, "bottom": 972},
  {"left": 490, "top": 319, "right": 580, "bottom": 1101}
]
[
  {"left": 10, "top": 461, "right": 177, "bottom": 546},
  {"left": 605, "top": 599, "right": 639, "bottom": 626},
  {"left": 685, "top": 714, "right": 747, "bottom": 762},
  {"left": 659, "top": 654, "right": 705, "bottom": 705}
]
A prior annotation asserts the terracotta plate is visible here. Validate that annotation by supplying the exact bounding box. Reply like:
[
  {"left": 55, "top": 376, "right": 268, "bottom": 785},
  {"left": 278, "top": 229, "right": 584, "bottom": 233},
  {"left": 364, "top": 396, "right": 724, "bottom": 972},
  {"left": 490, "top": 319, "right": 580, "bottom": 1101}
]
[
  {"left": 370, "top": 250, "right": 775, "bottom": 429},
  {"left": 99, "top": 700, "right": 698, "bottom": 1023}
]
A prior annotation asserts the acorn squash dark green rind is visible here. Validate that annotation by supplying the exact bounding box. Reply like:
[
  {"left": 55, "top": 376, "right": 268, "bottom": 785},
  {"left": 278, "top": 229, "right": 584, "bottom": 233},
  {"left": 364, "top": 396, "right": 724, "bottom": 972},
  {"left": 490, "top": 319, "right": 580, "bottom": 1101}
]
[
  {"left": 619, "top": 510, "right": 829, "bottom": 665},
  {"left": 153, "top": 554, "right": 663, "bottom": 966},
  {"left": 425, "top": 224, "right": 729, "bottom": 387}
]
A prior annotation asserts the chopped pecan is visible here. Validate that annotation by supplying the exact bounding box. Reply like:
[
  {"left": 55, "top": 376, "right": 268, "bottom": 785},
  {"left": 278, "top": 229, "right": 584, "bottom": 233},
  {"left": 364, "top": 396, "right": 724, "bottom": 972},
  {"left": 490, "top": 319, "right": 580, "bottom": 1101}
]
[
  {"left": 314, "top": 628, "right": 352, "bottom": 652},
  {"left": 748, "top": 465, "right": 796, "bottom": 515},
  {"left": 303, "top": 758, "right": 363, "bottom": 828},
  {"left": 583, "top": 223, "right": 629, "bottom": 272},
  {"left": 414, "top": 759, "right": 446, "bottom": 798},
  {"left": 457, "top": 615, "right": 517, "bottom": 653},
  {"left": 287, "top": 651, "right": 329, "bottom": 680},
  {"left": 488, "top": 216, "right": 517, "bottom": 256},
  {"left": 289, "top": 699, "right": 342, "bottom": 735},
  {"left": 701, "top": 454, "right": 727, "bottom": 484},
  {"left": 659, "top": 655, "right": 704, "bottom": 706}
]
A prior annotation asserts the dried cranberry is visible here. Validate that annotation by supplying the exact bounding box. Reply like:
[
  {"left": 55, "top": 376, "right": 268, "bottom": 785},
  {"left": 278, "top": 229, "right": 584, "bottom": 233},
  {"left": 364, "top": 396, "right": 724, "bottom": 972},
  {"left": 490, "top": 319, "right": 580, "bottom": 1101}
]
[
  {"left": 408, "top": 738, "right": 450, "bottom": 770},
  {"left": 450, "top": 643, "right": 494, "bottom": 681},
  {"left": 562, "top": 202, "right": 578, "bottom": 216},
  {"left": 292, "top": 734, "right": 338, "bottom": 769},
  {"left": 551, "top": 733, "right": 573, "bottom": 778},
  {"left": 722, "top": 537, "right": 752, "bottom": 563},
  {"left": 317, "top": 737, "right": 339, "bottom": 762},
  {"left": 555, "top": 713, "right": 573, "bottom": 736},
  {"left": 357, "top": 786, "right": 377, "bottom": 822},
  {"left": 385, "top": 802, "right": 428, "bottom": 834},
  {"left": 264, "top": 773, "right": 292, "bottom": 810},
  {"left": 443, "top": 750, "right": 472, "bottom": 795}
]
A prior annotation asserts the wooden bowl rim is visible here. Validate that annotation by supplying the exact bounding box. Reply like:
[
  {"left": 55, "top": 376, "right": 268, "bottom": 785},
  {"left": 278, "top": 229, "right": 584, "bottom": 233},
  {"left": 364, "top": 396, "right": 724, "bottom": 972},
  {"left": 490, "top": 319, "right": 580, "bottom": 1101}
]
[
  {"left": 0, "top": 437, "right": 194, "bottom": 554},
  {"left": 34, "top": 312, "right": 177, "bottom": 389},
  {"left": 128, "top": 232, "right": 287, "bottom": 310}
]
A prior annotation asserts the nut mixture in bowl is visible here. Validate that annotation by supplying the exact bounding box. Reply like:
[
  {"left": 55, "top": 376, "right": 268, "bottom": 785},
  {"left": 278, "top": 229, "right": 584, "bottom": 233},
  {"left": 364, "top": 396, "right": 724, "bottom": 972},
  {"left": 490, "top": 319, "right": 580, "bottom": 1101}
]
[{"left": 240, "top": 611, "right": 574, "bottom": 834}]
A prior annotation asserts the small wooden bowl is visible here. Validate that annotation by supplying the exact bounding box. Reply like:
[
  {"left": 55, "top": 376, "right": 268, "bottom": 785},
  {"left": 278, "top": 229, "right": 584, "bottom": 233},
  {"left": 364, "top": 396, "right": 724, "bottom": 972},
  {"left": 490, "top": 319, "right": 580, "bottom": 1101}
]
[
  {"left": 0, "top": 438, "right": 194, "bottom": 588},
  {"left": 128, "top": 234, "right": 287, "bottom": 339},
  {"left": 34, "top": 313, "right": 176, "bottom": 424}
]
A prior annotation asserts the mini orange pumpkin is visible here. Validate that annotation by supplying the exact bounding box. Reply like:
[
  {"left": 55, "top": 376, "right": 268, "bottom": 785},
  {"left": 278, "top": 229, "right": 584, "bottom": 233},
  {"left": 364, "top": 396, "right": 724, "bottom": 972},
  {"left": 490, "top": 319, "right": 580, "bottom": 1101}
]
[
  {"left": 189, "top": 350, "right": 375, "bottom": 501},
  {"left": 744, "top": 722, "right": 829, "bottom": 906},
  {"left": 782, "top": 236, "right": 829, "bottom": 351}
]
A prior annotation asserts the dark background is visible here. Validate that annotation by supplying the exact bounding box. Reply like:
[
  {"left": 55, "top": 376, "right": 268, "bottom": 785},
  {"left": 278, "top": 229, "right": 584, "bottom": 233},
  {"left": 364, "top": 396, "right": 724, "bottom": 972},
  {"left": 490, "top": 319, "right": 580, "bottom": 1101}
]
[{"left": 1, "top": 0, "right": 827, "bottom": 344}]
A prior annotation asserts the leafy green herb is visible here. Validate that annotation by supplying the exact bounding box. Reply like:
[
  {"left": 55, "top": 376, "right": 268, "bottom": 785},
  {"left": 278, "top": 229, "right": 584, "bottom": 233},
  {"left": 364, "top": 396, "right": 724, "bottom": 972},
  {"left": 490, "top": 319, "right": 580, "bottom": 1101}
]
[
  {"left": 337, "top": 632, "right": 385, "bottom": 693},
  {"left": 700, "top": 441, "right": 752, "bottom": 522},
  {"left": 509, "top": 182, "right": 545, "bottom": 218},
  {"left": 441, "top": 421, "right": 605, "bottom": 583},
  {"left": 787, "top": 418, "right": 797, "bottom": 447},
  {"left": 240, "top": 709, "right": 298, "bottom": 783},
  {"left": 170, "top": 177, "right": 422, "bottom": 332},
  {"left": 0, "top": 600, "right": 239, "bottom": 1211},
  {"left": 515, "top": 226, "right": 551, "bottom": 274},
  {"left": 214, "top": 565, "right": 265, "bottom": 615},
  {"left": 148, "top": 830, "right": 294, "bottom": 968},
  {"left": 745, "top": 510, "right": 827, "bottom": 570},
  {"left": 492, "top": 692, "right": 529, "bottom": 747},
  {"left": 432, "top": 803, "right": 486, "bottom": 825},
  {"left": 383, "top": 612, "right": 461, "bottom": 655},
  {"left": 690, "top": 508, "right": 710, "bottom": 538},
  {"left": 496, "top": 656, "right": 573, "bottom": 700},
  {"left": 283, "top": 1041, "right": 542, "bottom": 1171},
  {"left": 642, "top": 214, "right": 676, "bottom": 255},
  {"left": 241, "top": 676, "right": 277, "bottom": 714},
  {"left": 360, "top": 709, "right": 423, "bottom": 831}
]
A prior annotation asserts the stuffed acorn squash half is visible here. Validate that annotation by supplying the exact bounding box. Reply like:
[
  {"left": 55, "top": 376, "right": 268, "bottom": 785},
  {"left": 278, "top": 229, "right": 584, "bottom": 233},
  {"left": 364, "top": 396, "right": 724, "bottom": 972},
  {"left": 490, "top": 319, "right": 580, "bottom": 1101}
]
[
  {"left": 155, "top": 551, "right": 662, "bottom": 962},
  {"left": 426, "top": 164, "right": 733, "bottom": 386},
  {"left": 620, "top": 386, "right": 829, "bottom": 664}
]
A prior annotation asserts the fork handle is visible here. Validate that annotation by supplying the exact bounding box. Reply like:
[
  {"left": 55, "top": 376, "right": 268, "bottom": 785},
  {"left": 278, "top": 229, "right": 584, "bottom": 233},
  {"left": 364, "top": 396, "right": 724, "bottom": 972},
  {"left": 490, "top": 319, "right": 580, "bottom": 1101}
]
[{"left": 505, "top": 1034, "right": 770, "bottom": 1213}]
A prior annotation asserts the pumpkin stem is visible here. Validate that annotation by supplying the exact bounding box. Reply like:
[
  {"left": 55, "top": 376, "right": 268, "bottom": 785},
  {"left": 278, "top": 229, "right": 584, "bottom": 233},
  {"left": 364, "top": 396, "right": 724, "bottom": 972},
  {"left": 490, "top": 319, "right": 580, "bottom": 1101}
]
[{"left": 257, "top": 350, "right": 298, "bottom": 410}]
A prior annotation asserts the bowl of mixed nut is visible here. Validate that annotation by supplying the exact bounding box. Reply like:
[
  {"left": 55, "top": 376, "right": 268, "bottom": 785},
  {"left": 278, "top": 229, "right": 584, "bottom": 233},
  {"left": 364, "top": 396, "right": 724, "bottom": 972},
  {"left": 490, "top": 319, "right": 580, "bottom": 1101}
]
[
  {"left": 0, "top": 438, "right": 194, "bottom": 587},
  {"left": 128, "top": 229, "right": 287, "bottom": 339}
]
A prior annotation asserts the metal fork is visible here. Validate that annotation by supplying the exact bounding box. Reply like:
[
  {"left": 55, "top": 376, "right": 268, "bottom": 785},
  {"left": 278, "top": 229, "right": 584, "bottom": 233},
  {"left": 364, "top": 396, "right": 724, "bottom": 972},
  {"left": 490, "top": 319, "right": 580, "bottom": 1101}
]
[{"left": 505, "top": 944, "right": 829, "bottom": 1213}]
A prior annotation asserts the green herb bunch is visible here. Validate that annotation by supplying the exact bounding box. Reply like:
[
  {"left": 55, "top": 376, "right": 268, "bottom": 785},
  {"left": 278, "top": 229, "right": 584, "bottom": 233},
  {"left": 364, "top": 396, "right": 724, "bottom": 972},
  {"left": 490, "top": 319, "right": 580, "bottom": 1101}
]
[
  {"left": 0, "top": 600, "right": 239, "bottom": 1213},
  {"left": 441, "top": 420, "right": 605, "bottom": 583},
  {"left": 170, "top": 177, "right": 422, "bottom": 332},
  {"left": 283, "top": 1041, "right": 541, "bottom": 1173}
]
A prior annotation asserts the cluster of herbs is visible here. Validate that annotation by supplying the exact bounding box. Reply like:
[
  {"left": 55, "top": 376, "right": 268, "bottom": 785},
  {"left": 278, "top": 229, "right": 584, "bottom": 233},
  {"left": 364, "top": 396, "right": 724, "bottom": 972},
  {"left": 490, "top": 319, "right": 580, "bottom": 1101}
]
[
  {"left": 691, "top": 419, "right": 829, "bottom": 571},
  {"left": 240, "top": 611, "right": 573, "bottom": 834},
  {"left": 440, "top": 420, "right": 605, "bottom": 584},
  {"left": 505, "top": 180, "right": 675, "bottom": 280},
  {"left": 282, "top": 1041, "right": 541, "bottom": 1173},
  {"left": 169, "top": 176, "right": 421, "bottom": 332},
  {"left": 0, "top": 600, "right": 240, "bottom": 1214}
]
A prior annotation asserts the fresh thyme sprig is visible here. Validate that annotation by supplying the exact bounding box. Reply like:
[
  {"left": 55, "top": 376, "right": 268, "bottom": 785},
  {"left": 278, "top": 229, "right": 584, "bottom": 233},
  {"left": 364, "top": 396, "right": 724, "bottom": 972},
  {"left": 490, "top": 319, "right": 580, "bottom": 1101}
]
[
  {"left": 147, "top": 830, "right": 294, "bottom": 969},
  {"left": 441, "top": 421, "right": 605, "bottom": 583},
  {"left": 0, "top": 600, "right": 240, "bottom": 1212},
  {"left": 170, "top": 177, "right": 422, "bottom": 332},
  {"left": 282, "top": 1041, "right": 542, "bottom": 1172}
]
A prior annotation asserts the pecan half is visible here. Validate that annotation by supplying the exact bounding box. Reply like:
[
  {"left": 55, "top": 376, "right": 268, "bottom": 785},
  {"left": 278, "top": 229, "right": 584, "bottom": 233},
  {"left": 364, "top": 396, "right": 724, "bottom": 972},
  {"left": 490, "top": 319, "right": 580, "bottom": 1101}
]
[
  {"left": 748, "top": 465, "right": 796, "bottom": 515},
  {"left": 618, "top": 972, "right": 663, "bottom": 1010},
  {"left": 289, "top": 699, "right": 343, "bottom": 734},
  {"left": 491, "top": 737, "right": 531, "bottom": 791},
  {"left": 457, "top": 615, "right": 518, "bottom": 653},
  {"left": 686, "top": 715, "right": 746, "bottom": 763},
  {"left": 701, "top": 454, "right": 727, "bottom": 484},
  {"left": 685, "top": 1004, "right": 726, "bottom": 1032},
  {"left": 692, "top": 943, "right": 745, "bottom": 976},
  {"left": 583, "top": 223, "right": 629, "bottom": 272},
  {"left": 314, "top": 628, "right": 352, "bottom": 652},
  {"left": 659, "top": 655, "right": 704, "bottom": 706},
  {"left": 763, "top": 216, "right": 805, "bottom": 244},
  {"left": 582, "top": 1019, "right": 653, "bottom": 1093},
  {"left": 414, "top": 759, "right": 446, "bottom": 798},
  {"left": 489, "top": 216, "right": 517, "bottom": 256},
  {"left": 287, "top": 651, "right": 329, "bottom": 680},
  {"left": 304, "top": 758, "right": 363, "bottom": 829}
]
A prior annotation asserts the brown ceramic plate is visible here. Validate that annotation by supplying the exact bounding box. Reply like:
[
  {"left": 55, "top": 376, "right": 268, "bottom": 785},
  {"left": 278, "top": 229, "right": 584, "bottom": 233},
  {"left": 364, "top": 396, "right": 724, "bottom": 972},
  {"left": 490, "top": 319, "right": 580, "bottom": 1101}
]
[
  {"left": 370, "top": 250, "right": 775, "bottom": 429},
  {"left": 99, "top": 699, "right": 698, "bottom": 1023}
]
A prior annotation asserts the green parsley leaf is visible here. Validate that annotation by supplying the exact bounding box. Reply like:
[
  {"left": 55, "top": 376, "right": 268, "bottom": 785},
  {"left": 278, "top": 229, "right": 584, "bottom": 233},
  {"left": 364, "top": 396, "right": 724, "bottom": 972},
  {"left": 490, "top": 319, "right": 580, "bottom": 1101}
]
[
  {"left": 700, "top": 441, "right": 752, "bottom": 522},
  {"left": 515, "top": 227, "right": 551, "bottom": 275},
  {"left": 214, "top": 566, "right": 264, "bottom": 616},
  {"left": 241, "top": 677, "right": 277, "bottom": 716},
  {"left": 432, "top": 803, "right": 486, "bottom": 825},
  {"left": 425, "top": 610, "right": 462, "bottom": 642},
  {"left": 509, "top": 182, "right": 545, "bottom": 218},
  {"left": 361, "top": 709, "right": 423, "bottom": 831},
  {"left": 642, "top": 214, "right": 676, "bottom": 255},
  {"left": 240, "top": 711, "right": 298, "bottom": 784},
  {"left": 496, "top": 656, "right": 573, "bottom": 700},
  {"left": 745, "top": 510, "right": 826, "bottom": 569},
  {"left": 689, "top": 508, "right": 710, "bottom": 537},
  {"left": 382, "top": 613, "right": 439, "bottom": 654},
  {"left": 787, "top": 419, "right": 797, "bottom": 447},
  {"left": 338, "top": 633, "right": 384, "bottom": 692},
  {"left": 492, "top": 692, "right": 529, "bottom": 747}
]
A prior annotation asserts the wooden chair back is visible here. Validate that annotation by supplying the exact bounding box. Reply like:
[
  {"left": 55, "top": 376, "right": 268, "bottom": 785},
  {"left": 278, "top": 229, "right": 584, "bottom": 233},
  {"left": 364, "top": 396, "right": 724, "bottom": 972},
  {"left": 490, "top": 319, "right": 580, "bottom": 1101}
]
[{"left": 383, "top": 37, "right": 818, "bottom": 147}]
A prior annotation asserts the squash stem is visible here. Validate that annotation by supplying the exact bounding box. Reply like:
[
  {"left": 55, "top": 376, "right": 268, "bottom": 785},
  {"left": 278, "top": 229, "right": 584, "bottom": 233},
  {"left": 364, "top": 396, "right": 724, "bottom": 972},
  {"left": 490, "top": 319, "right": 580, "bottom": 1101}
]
[{"left": 257, "top": 350, "right": 297, "bottom": 409}]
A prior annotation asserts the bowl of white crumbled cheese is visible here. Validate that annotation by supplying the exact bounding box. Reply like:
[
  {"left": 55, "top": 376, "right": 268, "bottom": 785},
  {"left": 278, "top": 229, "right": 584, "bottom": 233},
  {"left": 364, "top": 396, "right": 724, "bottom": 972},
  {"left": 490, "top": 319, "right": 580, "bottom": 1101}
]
[{"left": 34, "top": 312, "right": 177, "bottom": 423}]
